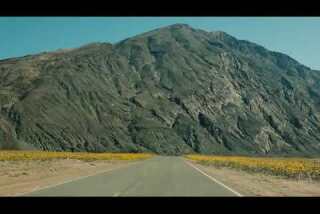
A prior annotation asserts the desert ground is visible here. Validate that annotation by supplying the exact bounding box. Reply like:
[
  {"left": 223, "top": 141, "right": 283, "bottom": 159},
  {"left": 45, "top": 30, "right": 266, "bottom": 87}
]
[
  {"left": 190, "top": 161, "right": 320, "bottom": 196},
  {"left": 0, "top": 159, "right": 136, "bottom": 196}
]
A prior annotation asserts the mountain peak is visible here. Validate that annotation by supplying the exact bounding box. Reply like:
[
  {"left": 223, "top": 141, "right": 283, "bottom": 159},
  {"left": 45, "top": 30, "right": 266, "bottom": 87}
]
[
  {"left": 166, "top": 23, "right": 192, "bottom": 29},
  {"left": 116, "top": 23, "right": 194, "bottom": 44}
]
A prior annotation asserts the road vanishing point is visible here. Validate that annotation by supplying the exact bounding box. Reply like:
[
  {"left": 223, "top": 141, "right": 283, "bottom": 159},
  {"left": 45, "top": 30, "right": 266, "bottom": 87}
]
[{"left": 25, "top": 156, "right": 242, "bottom": 197}]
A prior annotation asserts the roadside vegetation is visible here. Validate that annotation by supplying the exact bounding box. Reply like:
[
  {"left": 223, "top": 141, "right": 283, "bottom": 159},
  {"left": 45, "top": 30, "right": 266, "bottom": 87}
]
[
  {"left": 0, "top": 151, "right": 153, "bottom": 161},
  {"left": 185, "top": 154, "right": 320, "bottom": 180}
]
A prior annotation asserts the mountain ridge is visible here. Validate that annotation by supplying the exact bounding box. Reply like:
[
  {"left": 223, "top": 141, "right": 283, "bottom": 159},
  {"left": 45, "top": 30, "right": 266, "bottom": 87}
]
[{"left": 0, "top": 24, "right": 320, "bottom": 156}]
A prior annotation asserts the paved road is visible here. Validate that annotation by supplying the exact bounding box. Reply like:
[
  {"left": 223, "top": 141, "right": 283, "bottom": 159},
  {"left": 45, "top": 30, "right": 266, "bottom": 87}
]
[{"left": 26, "top": 156, "right": 240, "bottom": 196}]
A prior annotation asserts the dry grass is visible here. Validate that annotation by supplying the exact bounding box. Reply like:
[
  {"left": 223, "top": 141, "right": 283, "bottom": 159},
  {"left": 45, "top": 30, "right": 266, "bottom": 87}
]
[
  {"left": 185, "top": 154, "right": 320, "bottom": 180},
  {"left": 0, "top": 150, "right": 154, "bottom": 161}
]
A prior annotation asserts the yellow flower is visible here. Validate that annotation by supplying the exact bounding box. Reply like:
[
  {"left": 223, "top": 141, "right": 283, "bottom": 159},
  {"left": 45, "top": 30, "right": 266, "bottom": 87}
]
[
  {"left": 0, "top": 151, "right": 153, "bottom": 161},
  {"left": 185, "top": 154, "right": 320, "bottom": 180}
]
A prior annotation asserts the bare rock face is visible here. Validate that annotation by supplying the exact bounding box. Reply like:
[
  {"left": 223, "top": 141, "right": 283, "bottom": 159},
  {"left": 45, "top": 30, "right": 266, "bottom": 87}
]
[{"left": 1, "top": 24, "right": 320, "bottom": 156}]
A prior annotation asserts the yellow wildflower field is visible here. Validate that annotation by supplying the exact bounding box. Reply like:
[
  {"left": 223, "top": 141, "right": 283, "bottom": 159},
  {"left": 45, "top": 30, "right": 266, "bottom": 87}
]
[
  {"left": 0, "top": 150, "right": 153, "bottom": 161},
  {"left": 185, "top": 154, "right": 320, "bottom": 180}
]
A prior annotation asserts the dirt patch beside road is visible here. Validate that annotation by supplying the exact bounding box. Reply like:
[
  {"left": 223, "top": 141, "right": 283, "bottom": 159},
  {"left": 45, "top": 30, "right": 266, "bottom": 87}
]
[
  {"left": 191, "top": 161, "right": 320, "bottom": 196},
  {"left": 0, "top": 159, "right": 134, "bottom": 196}
]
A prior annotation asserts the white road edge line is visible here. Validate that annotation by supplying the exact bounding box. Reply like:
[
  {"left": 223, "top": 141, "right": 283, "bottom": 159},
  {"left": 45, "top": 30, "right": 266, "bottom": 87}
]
[
  {"left": 185, "top": 160, "right": 243, "bottom": 197},
  {"left": 16, "top": 161, "right": 141, "bottom": 196}
]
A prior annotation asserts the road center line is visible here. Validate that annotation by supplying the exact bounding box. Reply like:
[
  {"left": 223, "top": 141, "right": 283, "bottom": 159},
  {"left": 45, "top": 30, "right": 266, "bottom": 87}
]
[{"left": 184, "top": 160, "right": 243, "bottom": 197}]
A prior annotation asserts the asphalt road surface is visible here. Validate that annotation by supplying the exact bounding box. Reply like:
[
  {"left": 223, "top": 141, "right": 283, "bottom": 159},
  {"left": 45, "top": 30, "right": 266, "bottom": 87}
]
[{"left": 25, "top": 156, "right": 242, "bottom": 196}]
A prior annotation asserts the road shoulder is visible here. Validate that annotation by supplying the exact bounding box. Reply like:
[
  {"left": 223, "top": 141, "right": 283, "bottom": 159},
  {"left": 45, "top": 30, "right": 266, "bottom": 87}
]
[
  {"left": 184, "top": 160, "right": 243, "bottom": 196},
  {"left": 0, "top": 159, "right": 136, "bottom": 196},
  {"left": 188, "top": 160, "right": 320, "bottom": 196}
]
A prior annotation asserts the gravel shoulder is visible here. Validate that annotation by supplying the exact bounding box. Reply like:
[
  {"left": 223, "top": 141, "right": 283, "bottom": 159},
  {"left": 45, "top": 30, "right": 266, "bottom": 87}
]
[
  {"left": 0, "top": 159, "right": 134, "bottom": 196},
  {"left": 190, "top": 161, "right": 320, "bottom": 196}
]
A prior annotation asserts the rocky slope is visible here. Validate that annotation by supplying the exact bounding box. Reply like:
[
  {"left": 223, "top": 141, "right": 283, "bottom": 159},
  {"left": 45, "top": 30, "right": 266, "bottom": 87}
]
[{"left": 1, "top": 24, "right": 320, "bottom": 156}]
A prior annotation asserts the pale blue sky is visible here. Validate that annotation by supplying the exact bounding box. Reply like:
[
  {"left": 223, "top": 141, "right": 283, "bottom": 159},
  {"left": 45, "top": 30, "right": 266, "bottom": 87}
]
[{"left": 0, "top": 17, "right": 319, "bottom": 70}]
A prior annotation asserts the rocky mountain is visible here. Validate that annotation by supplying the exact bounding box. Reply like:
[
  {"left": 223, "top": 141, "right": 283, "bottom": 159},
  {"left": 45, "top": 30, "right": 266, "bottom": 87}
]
[{"left": 1, "top": 24, "right": 320, "bottom": 156}]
